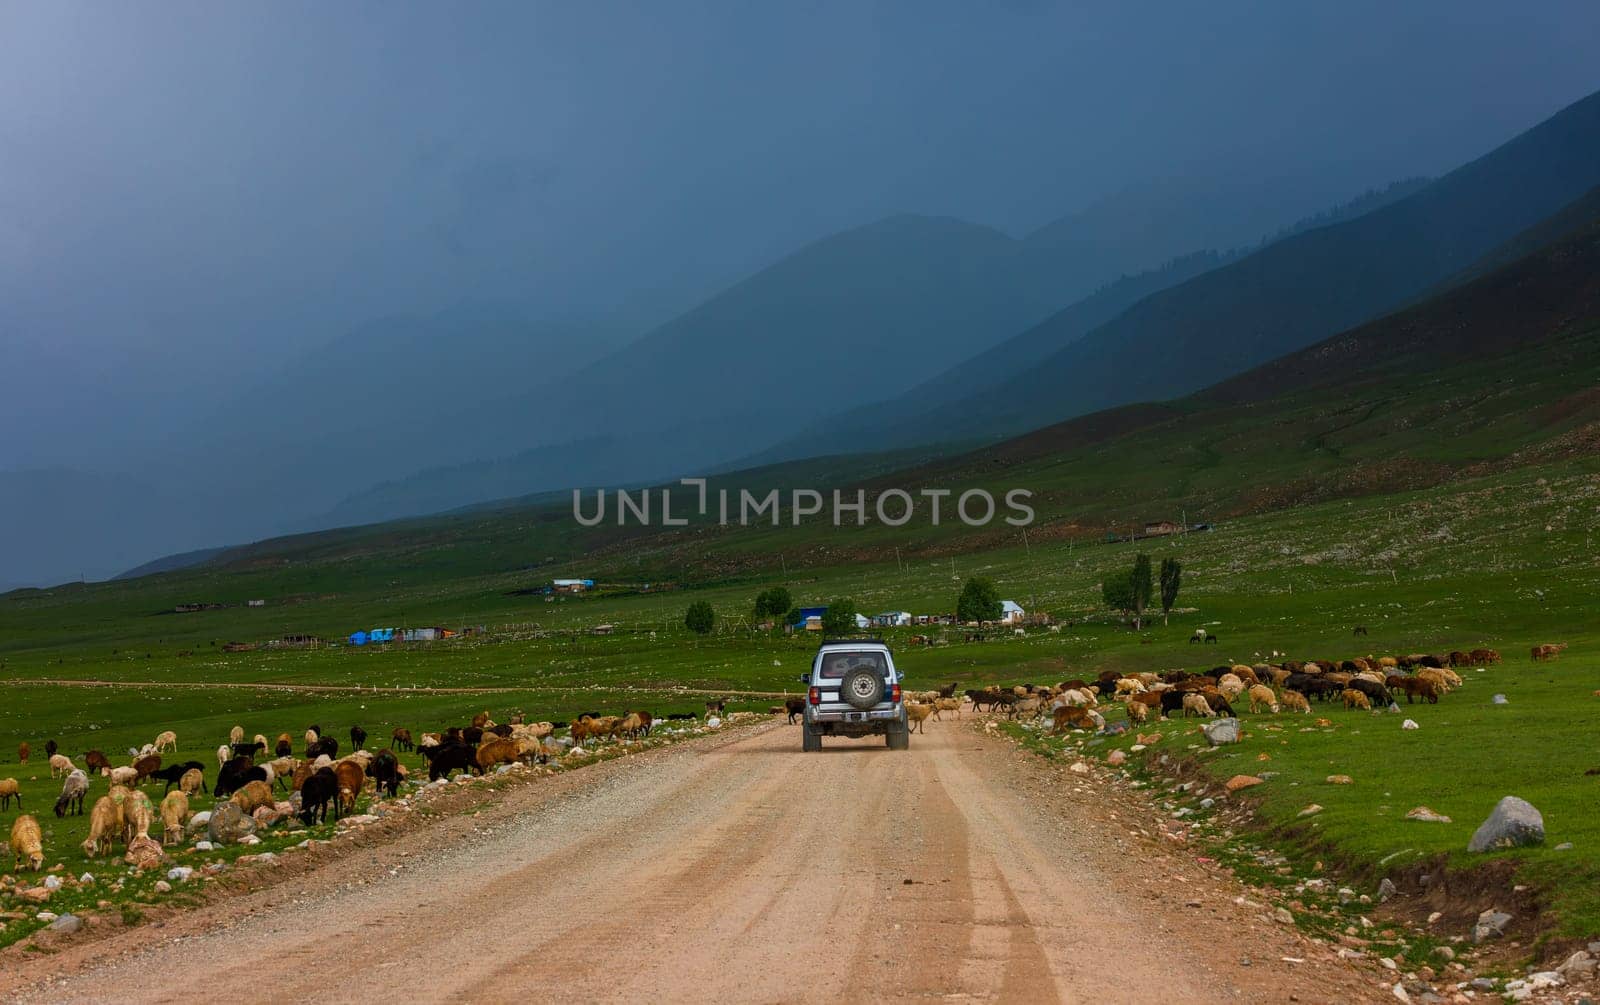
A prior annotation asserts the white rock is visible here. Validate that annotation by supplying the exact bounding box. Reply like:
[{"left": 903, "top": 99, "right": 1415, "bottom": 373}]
[
  {"left": 1401, "top": 719, "right": 1419, "bottom": 730},
  {"left": 193, "top": 840, "right": 215, "bottom": 851},
  {"left": 43, "top": 875, "right": 62, "bottom": 890},
  {"left": 165, "top": 866, "right": 195, "bottom": 883}
]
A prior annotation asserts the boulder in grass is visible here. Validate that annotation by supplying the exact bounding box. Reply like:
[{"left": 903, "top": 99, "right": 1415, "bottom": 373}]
[
  {"left": 1202, "top": 718, "right": 1240, "bottom": 746},
  {"left": 1225, "top": 774, "right": 1264, "bottom": 793},
  {"left": 207, "top": 802, "right": 258, "bottom": 845},
  {"left": 123, "top": 835, "right": 167, "bottom": 870},
  {"left": 1405, "top": 806, "right": 1452, "bottom": 824},
  {"left": 1468, "top": 796, "right": 1544, "bottom": 852}
]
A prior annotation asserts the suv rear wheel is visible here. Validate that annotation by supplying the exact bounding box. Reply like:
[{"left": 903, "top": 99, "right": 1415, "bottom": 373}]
[
  {"left": 802, "top": 726, "right": 822, "bottom": 752},
  {"left": 886, "top": 720, "right": 909, "bottom": 750}
]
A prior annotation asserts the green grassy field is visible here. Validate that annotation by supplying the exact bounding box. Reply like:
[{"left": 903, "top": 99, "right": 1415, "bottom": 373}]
[{"left": 2, "top": 457, "right": 1598, "bottom": 948}]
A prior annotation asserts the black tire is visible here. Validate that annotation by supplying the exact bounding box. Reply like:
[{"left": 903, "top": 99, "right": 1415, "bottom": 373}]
[
  {"left": 840, "top": 668, "right": 885, "bottom": 710},
  {"left": 802, "top": 727, "right": 822, "bottom": 752},
  {"left": 886, "top": 724, "right": 909, "bottom": 750}
]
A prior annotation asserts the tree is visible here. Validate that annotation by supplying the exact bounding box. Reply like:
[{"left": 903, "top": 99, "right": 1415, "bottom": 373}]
[
  {"left": 1101, "top": 570, "right": 1135, "bottom": 624},
  {"left": 684, "top": 601, "right": 715, "bottom": 636},
  {"left": 783, "top": 605, "right": 803, "bottom": 629},
  {"left": 753, "top": 586, "right": 791, "bottom": 621},
  {"left": 820, "top": 597, "right": 858, "bottom": 636},
  {"left": 1130, "top": 553, "right": 1153, "bottom": 630},
  {"left": 956, "top": 577, "right": 1002, "bottom": 623},
  {"left": 1159, "top": 557, "right": 1182, "bottom": 626}
]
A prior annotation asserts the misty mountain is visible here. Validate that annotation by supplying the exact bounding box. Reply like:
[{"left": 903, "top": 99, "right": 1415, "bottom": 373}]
[{"left": 835, "top": 87, "right": 1600, "bottom": 449}]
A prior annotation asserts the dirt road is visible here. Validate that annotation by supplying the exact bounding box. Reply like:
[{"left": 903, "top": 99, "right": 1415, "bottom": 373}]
[{"left": 3, "top": 722, "right": 1381, "bottom": 1003}]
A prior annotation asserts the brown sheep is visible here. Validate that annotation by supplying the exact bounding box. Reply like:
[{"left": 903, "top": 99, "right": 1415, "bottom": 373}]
[
  {"left": 1470, "top": 648, "right": 1502, "bottom": 665},
  {"left": 1182, "top": 693, "right": 1217, "bottom": 718},
  {"left": 17, "top": 742, "right": 28, "bottom": 765},
  {"left": 334, "top": 760, "right": 366, "bottom": 814},
  {"left": 159, "top": 791, "right": 190, "bottom": 845},
  {"left": 1281, "top": 690, "right": 1311, "bottom": 714},
  {"left": 10, "top": 814, "right": 43, "bottom": 871},
  {"left": 82, "top": 794, "right": 126, "bottom": 857},
  {"left": 1341, "top": 689, "right": 1372, "bottom": 711},
  {"left": 231, "top": 780, "right": 275, "bottom": 815},
  {"left": 229, "top": 725, "right": 245, "bottom": 745},
  {"left": 0, "top": 778, "right": 19, "bottom": 811},
  {"left": 471, "top": 710, "right": 491, "bottom": 729},
  {"left": 1052, "top": 705, "right": 1096, "bottom": 732},
  {"left": 1386, "top": 675, "right": 1440, "bottom": 704},
  {"left": 1123, "top": 698, "right": 1149, "bottom": 724},
  {"left": 1246, "top": 684, "right": 1279, "bottom": 714},
  {"left": 133, "top": 753, "right": 162, "bottom": 784},
  {"left": 475, "top": 737, "right": 520, "bottom": 773},
  {"left": 905, "top": 703, "right": 934, "bottom": 734},
  {"left": 49, "top": 753, "right": 75, "bottom": 778},
  {"left": 153, "top": 730, "right": 178, "bottom": 754},
  {"left": 933, "top": 696, "right": 962, "bottom": 719},
  {"left": 390, "top": 727, "right": 415, "bottom": 752},
  {"left": 124, "top": 789, "right": 156, "bottom": 843},
  {"left": 179, "top": 767, "right": 205, "bottom": 798}
]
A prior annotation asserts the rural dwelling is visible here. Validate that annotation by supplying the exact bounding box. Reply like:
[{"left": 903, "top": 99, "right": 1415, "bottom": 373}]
[
  {"left": 999, "top": 600, "right": 1025, "bottom": 625},
  {"left": 873, "top": 611, "right": 913, "bottom": 627},
  {"left": 793, "top": 606, "right": 827, "bottom": 631},
  {"left": 854, "top": 613, "right": 871, "bottom": 629},
  {"left": 553, "top": 578, "right": 595, "bottom": 594},
  {"left": 400, "top": 627, "right": 441, "bottom": 642},
  {"left": 246, "top": 599, "right": 265, "bottom": 608},
  {"left": 1143, "top": 520, "right": 1182, "bottom": 537}
]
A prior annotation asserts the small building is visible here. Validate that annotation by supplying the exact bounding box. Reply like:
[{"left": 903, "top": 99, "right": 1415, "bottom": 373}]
[
  {"left": 873, "top": 611, "right": 913, "bottom": 627},
  {"left": 854, "top": 613, "right": 871, "bottom": 629},
  {"left": 1142, "top": 520, "right": 1182, "bottom": 537},
  {"left": 553, "top": 578, "right": 595, "bottom": 594},
  {"left": 793, "top": 606, "right": 827, "bottom": 631},
  {"left": 246, "top": 599, "right": 265, "bottom": 608},
  {"left": 401, "top": 627, "right": 441, "bottom": 642},
  {"left": 999, "top": 600, "right": 1025, "bottom": 625}
]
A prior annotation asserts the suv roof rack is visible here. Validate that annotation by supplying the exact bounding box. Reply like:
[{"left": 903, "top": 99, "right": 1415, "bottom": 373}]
[{"left": 819, "top": 638, "right": 887, "bottom": 646}]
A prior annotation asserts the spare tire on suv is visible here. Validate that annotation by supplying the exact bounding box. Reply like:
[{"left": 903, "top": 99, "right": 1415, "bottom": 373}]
[{"left": 841, "top": 666, "right": 886, "bottom": 710}]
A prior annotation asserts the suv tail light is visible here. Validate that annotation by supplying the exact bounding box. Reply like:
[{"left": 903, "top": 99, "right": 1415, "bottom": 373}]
[
  {"left": 808, "top": 686, "right": 820, "bottom": 705},
  {"left": 890, "top": 683, "right": 901, "bottom": 703}
]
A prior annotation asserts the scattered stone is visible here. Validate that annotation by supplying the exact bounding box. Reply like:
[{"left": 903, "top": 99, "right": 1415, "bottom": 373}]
[
  {"left": 1298, "top": 804, "right": 1324, "bottom": 818},
  {"left": 1434, "top": 946, "right": 1454, "bottom": 961},
  {"left": 1554, "top": 842, "right": 1573, "bottom": 851},
  {"left": 186, "top": 811, "right": 212, "bottom": 836},
  {"left": 1225, "top": 774, "right": 1264, "bottom": 793},
  {"left": 49, "top": 913, "right": 83, "bottom": 935},
  {"left": 207, "top": 802, "right": 258, "bottom": 845},
  {"left": 1473, "top": 909, "right": 1513, "bottom": 943},
  {"left": 1274, "top": 907, "right": 1295, "bottom": 924},
  {"left": 1327, "top": 774, "right": 1354, "bottom": 785},
  {"left": 1378, "top": 878, "right": 1397, "bottom": 902},
  {"left": 166, "top": 866, "right": 196, "bottom": 883},
  {"left": 42, "top": 875, "right": 62, "bottom": 891},
  {"left": 1491, "top": 694, "right": 1508, "bottom": 705},
  {"left": 1199, "top": 798, "right": 1215, "bottom": 810},
  {"left": 1391, "top": 982, "right": 1410, "bottom": 1003},
  {"left": 1069, "top": 762, "right": 1089, "bottom": 775},
  {"left": 1406, "top": 806, "right": 1452, "bottom": 824},
  {"left": 124, "top": 834, "right": 167, "bottom": 869},
  {"left": 153, "top": 880, "right": 172, "bottom": 894},
  {"left": 1467, "top": 797, "right": 1544, "bottom": 852},
  {"left": 1202, "top": 718, "right": 1240, "bottom": 746},
  {"left": 1556, "top": 950, "right": 1595, "bottom": 978},
  {"left": 1401, "top": 719, "right": 1419, "bottom": 730}
]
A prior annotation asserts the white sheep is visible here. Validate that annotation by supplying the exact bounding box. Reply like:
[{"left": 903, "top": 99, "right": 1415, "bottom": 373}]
[
  {"left": 153, "top": 730, "right": 178, "bottom": 753},
  {"left": 49, "top": 753, "right": 75, "bottom": 778},
  {"left": 216, "top": 743, "right": 230, "bottom": 768}
]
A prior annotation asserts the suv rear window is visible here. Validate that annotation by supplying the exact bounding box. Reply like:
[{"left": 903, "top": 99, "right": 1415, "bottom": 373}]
[{"left": 817, "top": 651, "right": 888, "bottom": 679}]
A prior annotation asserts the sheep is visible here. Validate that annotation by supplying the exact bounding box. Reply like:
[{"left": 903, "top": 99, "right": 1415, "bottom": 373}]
[
  {"left": 371, "top": 750, "right": 401, "bottom": 798},
  {"left": 82, "top": 795, "right": 126, "bottom": 857},
  {"left": 1052, "top": 705, "right": 1096, "bottom": 732},
  {"left": 904, "top": 703, "right": 934, "bottom": 734},
  {"left": 933, "top": 697, "right": 962, "bottom": 719},
  {"left": 216, "top": 743, "right": 230, "bottom": 768},
  {"left": 160, "top": 791, "right": 190, "bottom": 845},
  {"left": 1247, "top": 684, "right": 1280, "bottom": 714},
  {"left": 306, "top": 736, "right": 339, "bottom": 761},
  {"left": 1341, "top": 688, "right": 1372, "bottom": 711},
  {"left": 10, "top": 815, "right": 43, "bottom": 871},
  {"left": 44, "top": 739, "right": 57, "bottom": 757},
  {"left": 54, "top": 769, "right": 89, "bottom": 817},
  {"left": 1182, "top": 693, "right": 1217, "bottom": 718},
  {"left": 1416, "top": 668, "right": 1453, "bottom": 694},
  {"left": 299, "top": 767, "right": 339, "bottom": 825},
  {"left": 108, "top": 765, "right": 139, "bottom": 788},
  {"left": 179, "top": 767, "right": 206, "bottom": 798},
  {"left": 1386, "top": 674, "right": 1440, "bottom": 704},
  {"left": 151, "top": 761, "right": 206, "bottom": 794},
  {"left": 474, "top": 738, "right": 519, "bottom": 774},
  {"left": 1281, "top": 690, "right": 1311, "bottom": 713},
  {"left": 275, "top": 733, "right": 294, "bottom": 757},
  {"left": 1009, "top": 697, "right": 1044, "bottom": 720},
  {"left": 132, "top": 753, "right": 162, "bottom": 784},
  {"left": 0, "top": 777, "right": 20, "bottom": 811},
  {"left": 422, "top": 742, "right": 475, "bottom": 782},
  {"left": 229, "top": 725, "right": 245, "bottom": 745},
  {"left": 304, "top": 728, "right": 319, "bottom": 754},
  {"left": 16, "top": 742, "right": 28, "bottom": 765},
  {"left": 1470, "top": 648, "right": 1502, "bottom": 665},
  {"left": 231, "top": 780, "right": 275, "bottom": 815},
  {"left": 333, "top": 760, "right": 366, "bottom": 814},
  {"left": 215, "top": 757, "right": 268, "bottom": 798},
  {"left": 350, "top": 725, "right": 367, "bottom": 750},
  {"left": 124, "top": 789, "right": 156, "bottom": 843},
  {"left": 153, "top": 730, "right": 178, "bottom": 754},
  {"left": 1376, "top": 655, "right": 1399, "bottom": 669},
  {"left": 1114, "top": 678, "right": 1146, "bottom": 696},
  {"left": 1219, "top": 679, "right": 1246, "bottom": 702},
  {"left": 48, "top": 753, "right": 74, "bottom": 778},
  {"left": 390, "top": 728, "right": 415, "bottom": 752},
  {"left": 267, "top": 756, "right": 298, "bottom": 790}
]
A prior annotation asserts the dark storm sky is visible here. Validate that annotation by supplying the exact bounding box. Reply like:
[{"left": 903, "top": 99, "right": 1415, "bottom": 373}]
[{"left": 1, "top": 0, "right": 1596, "bottom": 468}]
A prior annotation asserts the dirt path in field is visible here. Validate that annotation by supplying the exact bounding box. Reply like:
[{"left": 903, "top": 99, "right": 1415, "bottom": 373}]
[
  {"left": 0, "top": 722, "right": 1384, "bottom": 1004},
  {"left": 0, "top": 677, "right": 791, "bottom": 699}
]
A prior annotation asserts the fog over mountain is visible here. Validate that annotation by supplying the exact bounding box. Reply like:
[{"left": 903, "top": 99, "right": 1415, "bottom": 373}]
[{"left": 2, "top": 2, "right": 1597, "bottom": 588}]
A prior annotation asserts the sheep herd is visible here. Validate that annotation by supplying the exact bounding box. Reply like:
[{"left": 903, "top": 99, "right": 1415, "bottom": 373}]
[
  {"left": 6, "top": 705, "right": 693, "bottom": 874},
  {"left": 941, "top": 646, "right": 1498, "bottom": 734}
]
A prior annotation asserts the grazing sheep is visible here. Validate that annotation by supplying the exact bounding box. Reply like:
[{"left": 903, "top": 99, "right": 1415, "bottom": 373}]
[
  {"left": 1341, "top": 688, "right": 1372, "bottom": 711},
  {"left": 390, "top": 728, "right": 415, "bottom": 752},
  {"left": 153, "top": 730, "right": 178, "bottom": 754},
  {"left": 1123, "top": 698, "right": 1150, "bottom": 724},
  {"left": 54, "top": 769, "right": 89, "bottom": 817},
  {"left": 299, "top": 767, "right": 338, "bottom": 825},
  {"left": 108, "top": 765, "right": 139, "bottom": 787},
  {"left": 16, "top": 742, "right": 28, "bottom": 765},
  {"left": 179, "top": 767, "right": 206, "bottom": 798},
  {"left": 159, "top": 791, "right": 190, "bottom": 845},
  {"left": 306, "top": 737, "right": 339, "bottom": 761},
  {"left": 275, "top": 733, "right": 293, "bottom": 757},
  {"left": 1386, "top": 675, "right": 1440, "bottom": 704},
  {"left": 215, "top": 757, "right": 268, "bottom": 798},
  {"left": 1182, "top": 693, "right": 1217, "bottom": 718},
  {"left": 82, "top": 795, "right": 125, "bottom": 857},
  {"left": 231, "top": 780, "right": 275, "bottom": 815},
  {"left": 333, "top": 760, "right": 366, "bottom": 814},
  {"left": 49, "top": 753, "right": 74, "bottom": 778},
  {"left": 1247, "top": 684, "right": 1280, "bottom": 714},
  {"left": 1281, "top": 690, "right": 1311, "bottom": 714},
  {"left": 124, "top": 789, "right": 156, "bottom": 843},
  {"left": 10, "top": 814, "right": 43, "bottom": 871},
  {"left": 1376, "top": 656, "right": 1399, "bottom": 669},
  {"left": 1219, "top": 679, "right": 1246, "bottom": 702},
  {"left": 933, "top": 697, "right": 962, "bottom": 719},
  {"left": 371, "top": 750, "right": 401, "bottom": 798},
  {"left": 0, "top": 778, "right": 19, "bottom": 810},
  {"left": 229, "top": 725, "right": 245, "bottom": 745},
  {"left": 474, "top": 738, "right": 519, "bottom": 774},
  {"left": 304, "top": 728, "right": 319, "bottom": 754},
  {"left": 132, "top": 753, "right": 162, "bottom": 785},
  {"left": 1114, "top": 678, "right": 1146, "bottom": 696},
  {"left": 1470, "top": 648, "right": 1501, "bottom": 664},
  {"left": 216, "top": 744, "right": 230, "bottom": 768},
  {"left": 150, "top": 761, "right": 206, "bottom": 794},
  {"left": 266, "top": 756, "right": 297, "bottom": 790},
  {"left": 350, "top": 725, "right": 367, "bottom": 750},
  {"left": 905, "top": 703, "right": 934, "bottom": 734}
]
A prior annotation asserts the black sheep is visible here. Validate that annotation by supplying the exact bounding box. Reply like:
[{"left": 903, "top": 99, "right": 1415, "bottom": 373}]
[
  {"left": 371, "top": 750, "right": 401, "bottom": 798},
  {"left": 350, "top": 725, "right": 367, "bottom": 750},
  {"left": 1344, "top": 677, "right": 1394, "bottom": 708},
  {"left": 422, "top": 742, "right": 475, "bottom": 782},
  {"left": 231, "top": 740, "right": 265, "bottom": 760},
  {"left": 306, "top": 736, "right": 339, "bottom": 761},
  {"left": 275, "top": 736, "right": 293, "bottom": 757},
  {"left": 44, "top": 739, "right": 58, "bottom": 758},
  {"left": 152, "top": 761, "right": 208, "bottom": 794},
  {"left": 299, "top": 767, "right": 338, "bottom": 825},
  {"left": 215, "top": 757, "right": 267, "bottom": 798}
]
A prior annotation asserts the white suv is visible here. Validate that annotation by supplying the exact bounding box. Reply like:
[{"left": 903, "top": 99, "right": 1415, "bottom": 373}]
[{"left": 799, "top": 639, "right": 909, "bottom": 751}]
